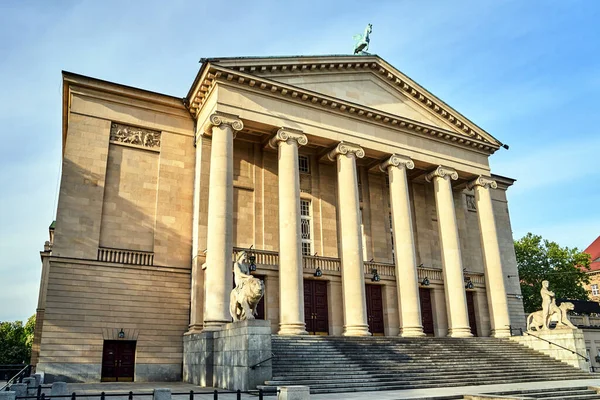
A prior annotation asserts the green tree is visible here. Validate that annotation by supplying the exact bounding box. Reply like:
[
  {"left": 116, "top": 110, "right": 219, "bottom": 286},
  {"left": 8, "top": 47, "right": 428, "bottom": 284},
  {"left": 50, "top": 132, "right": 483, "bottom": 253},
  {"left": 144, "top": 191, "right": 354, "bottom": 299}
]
[
  {"left": 0, "top": 315, "right": 35, "bottom": 364},
  {"left": 515, "top": 233, "right": 591, "bottom": 313}
]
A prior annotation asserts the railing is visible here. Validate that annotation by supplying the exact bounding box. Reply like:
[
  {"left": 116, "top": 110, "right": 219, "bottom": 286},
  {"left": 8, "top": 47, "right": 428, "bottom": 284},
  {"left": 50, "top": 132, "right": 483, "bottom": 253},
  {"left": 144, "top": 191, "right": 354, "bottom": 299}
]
[
  {"left": 303, "top": 255, "right": 341, "bottom": 272},
  {"left": 15, "top": 388, "right": 274, "bottom": 400},
  {"left": 465, "top": 272, "right": 485, "bottom": 285},
  {"left": 97, "top": 247, "right": 154, "bottom": 266},
  {"left": 417, "top": 266, "right": 443, "bottom": 282},
  {"left": 1, "top": 365, "right": 30, "bottom": 392},
  {"left": 364, "top": 261, "right": 394, "bottom": 277}
]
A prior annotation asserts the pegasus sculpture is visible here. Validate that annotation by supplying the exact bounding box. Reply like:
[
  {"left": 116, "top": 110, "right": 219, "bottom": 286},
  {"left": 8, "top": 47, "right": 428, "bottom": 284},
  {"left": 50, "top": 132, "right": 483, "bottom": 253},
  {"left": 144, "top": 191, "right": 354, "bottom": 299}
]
[{"left": 353, "top": 23, "right": 372, "bottom": 55}]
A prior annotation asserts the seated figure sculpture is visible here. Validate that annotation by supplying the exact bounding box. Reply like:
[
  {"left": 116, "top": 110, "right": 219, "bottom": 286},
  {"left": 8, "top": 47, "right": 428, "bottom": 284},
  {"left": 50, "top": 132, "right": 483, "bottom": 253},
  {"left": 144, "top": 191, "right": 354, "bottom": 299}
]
[
  {"left": 229, "top": 251, "right": 265, "bottom": 321},
  {"left": 526, "top": 280, "right": 577, "bottom": 331}
]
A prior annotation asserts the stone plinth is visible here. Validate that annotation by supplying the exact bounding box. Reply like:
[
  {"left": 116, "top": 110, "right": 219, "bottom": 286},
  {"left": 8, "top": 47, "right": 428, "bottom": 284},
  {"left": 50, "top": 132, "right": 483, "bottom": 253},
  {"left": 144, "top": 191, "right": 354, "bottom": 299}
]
[
  {"left": 510, "top": 329, "right": 589, "bottom": 370},
  {"left": 183, "top": 320, "right": 272, "bottom": 391}
]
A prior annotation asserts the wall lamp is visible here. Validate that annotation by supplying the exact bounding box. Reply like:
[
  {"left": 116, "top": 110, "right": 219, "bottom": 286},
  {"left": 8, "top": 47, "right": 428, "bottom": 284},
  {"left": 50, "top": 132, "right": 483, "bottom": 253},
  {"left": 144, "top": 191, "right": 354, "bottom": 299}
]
[
  {"left": 371, "top": 268, "right": 380, "bottom": 282},
  {"left": 421, "top": 277, "right": 430, "bottom": 286},
  {"left": 118, "top": 328, "right": 125, "bottom": 339},
  {"left": 465, "top": 278, "right": 474, "bottom": 290},
  {"left": 314, "top": 267, "right": 323, "bottom": 277},
  {"left": 247, "top": 245, "right": 257, "bottom": 272}
]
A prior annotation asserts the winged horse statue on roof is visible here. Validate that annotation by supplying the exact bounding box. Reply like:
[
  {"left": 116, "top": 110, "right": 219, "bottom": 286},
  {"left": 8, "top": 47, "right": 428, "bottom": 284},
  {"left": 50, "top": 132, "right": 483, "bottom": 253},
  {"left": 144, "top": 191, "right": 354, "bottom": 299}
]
[{"left": 353, "top": 23, "right": 373, "bottom": 55}]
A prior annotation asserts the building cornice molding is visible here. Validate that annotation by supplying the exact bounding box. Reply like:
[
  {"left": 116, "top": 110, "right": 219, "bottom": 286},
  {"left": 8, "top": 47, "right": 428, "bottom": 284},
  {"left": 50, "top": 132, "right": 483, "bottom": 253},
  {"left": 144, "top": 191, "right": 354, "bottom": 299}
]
[
  {"left": 467, "top": 176, "right": 498, "bottom": 190},
  {"left": 187, "top": 64, "right": 499, "bottom": 155},
  {"left": 327, "top": 141, "right": 365, "bottom": 161},
  {"left": 425, "top": 166, "right": 459, "bottom": 182},
  {"left": 379, "top": 154, "right": 414, "bottom": 173},
  {"left": 268, "top": 127, "right": 308, "bottom": 149}
]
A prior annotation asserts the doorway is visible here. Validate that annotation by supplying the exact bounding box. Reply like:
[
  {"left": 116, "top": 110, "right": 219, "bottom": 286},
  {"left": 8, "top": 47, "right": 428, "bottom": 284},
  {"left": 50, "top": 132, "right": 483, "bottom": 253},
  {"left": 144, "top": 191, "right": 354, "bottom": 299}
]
[
  {"left": 101, "top": 340, "right": 136, "bottom": 382},
  {"left": 304, "top": 280, "right": 329, "bottom": 335},
  {"left": 466, "top": 291, "right": 478, "bottom": 336},
  {"left": 419, "top": 288, "right": 435, "bottom": 335},
  {"left": 365, "top": 284, "right": 385, "bottom": 335}
]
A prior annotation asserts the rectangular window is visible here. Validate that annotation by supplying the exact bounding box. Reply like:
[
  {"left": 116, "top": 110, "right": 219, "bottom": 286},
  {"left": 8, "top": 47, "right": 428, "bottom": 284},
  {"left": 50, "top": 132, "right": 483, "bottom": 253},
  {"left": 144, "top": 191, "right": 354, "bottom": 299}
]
[
  {"left": 592, "top": 284, "right": 599, "bottom": 296},
  {"left": 300, "top": 199, "right": 313, "bottom": 256},
  {"left": 299, "top": 155, "right": 310, "bottom": 174}
]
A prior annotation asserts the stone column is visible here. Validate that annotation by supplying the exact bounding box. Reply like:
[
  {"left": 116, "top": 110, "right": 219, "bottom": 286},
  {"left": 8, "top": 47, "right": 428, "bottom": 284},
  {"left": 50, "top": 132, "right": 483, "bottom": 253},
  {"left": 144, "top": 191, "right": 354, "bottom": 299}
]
[
  {"left": 203, "top": 113, "right": 243, "bottom": 331},
  {"left": 468, "top": 176, "right": 511, "bottom": 337},
  {"left": 328, "top": 142, "right": 370, "bottom": 336},
  {"left": 380, "top": 155, "right": 425, "bottom": 337},
  {"left": 425, "top": 166, "right": 472, "bottom": 337},
  {"left": 269, "top": 128, "right": 309, "bottom": 335}
]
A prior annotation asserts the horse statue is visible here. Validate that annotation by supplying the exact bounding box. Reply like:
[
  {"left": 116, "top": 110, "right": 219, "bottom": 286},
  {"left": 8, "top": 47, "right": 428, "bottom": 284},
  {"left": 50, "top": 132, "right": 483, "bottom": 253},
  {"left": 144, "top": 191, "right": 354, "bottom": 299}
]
[
  {"left": 353, "top": 23, "right": 373, "bottom": 55},
  {"left": 229, "top": 250, "right": 265, "bottom": 321}
]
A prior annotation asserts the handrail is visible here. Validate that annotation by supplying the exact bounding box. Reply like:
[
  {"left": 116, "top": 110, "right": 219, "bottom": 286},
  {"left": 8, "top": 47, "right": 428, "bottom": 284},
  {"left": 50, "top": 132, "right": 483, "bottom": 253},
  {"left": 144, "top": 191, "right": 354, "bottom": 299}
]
[
  {"left": 522, "top": 329, "right": 589, "bottom": 362},
  {"left": 1, "top": 364, "right": 30, "bottom": 392},
  {"left": 250, "top": 352, "right": 275, "bottom": 370}
]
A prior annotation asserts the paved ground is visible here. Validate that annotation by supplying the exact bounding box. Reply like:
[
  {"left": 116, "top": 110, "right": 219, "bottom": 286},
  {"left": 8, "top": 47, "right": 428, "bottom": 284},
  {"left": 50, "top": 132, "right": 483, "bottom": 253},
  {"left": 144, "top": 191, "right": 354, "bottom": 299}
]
[{"left": 47, "top": 378, "right": 600, "bottom": 400}]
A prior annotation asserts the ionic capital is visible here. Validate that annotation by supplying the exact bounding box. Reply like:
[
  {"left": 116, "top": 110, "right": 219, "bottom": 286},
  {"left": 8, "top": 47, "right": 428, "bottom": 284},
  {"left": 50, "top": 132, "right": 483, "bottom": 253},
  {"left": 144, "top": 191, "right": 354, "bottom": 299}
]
[
  {"left": 203, "top": 112, "right": 244, "bottom": 136},
  {"left": 327, "top": 141, "right": 365, "bottom": 161},
  {"left": 379, "top": 154, "right": 414, "bottom": 173},
  {"left": 268, "top": 128, "right": 308, "bottom": 149},
  {"left": 467, "top": 176, "right": 498, "bottom": 190},
  {"left": 425, "top": 166, "right": 459, "bottom": 182}
]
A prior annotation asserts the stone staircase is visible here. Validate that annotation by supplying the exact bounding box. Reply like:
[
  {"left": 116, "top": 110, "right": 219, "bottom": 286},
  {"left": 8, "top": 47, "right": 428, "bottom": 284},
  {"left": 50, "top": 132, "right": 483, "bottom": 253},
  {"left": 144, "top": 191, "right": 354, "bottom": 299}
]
[
  {"left": 263, "top": 336, "right": 592, "bottom": 394},
  {"left": 489, "top": 386, "right": 600, "bottom": 399}
]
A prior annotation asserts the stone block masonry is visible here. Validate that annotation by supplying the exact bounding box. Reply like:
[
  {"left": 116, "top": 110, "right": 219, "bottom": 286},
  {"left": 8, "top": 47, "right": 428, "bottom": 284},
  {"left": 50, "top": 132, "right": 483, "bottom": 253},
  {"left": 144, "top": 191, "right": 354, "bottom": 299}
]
[{"left": 183, "top": 320, "right": 272, "bottom": 391}]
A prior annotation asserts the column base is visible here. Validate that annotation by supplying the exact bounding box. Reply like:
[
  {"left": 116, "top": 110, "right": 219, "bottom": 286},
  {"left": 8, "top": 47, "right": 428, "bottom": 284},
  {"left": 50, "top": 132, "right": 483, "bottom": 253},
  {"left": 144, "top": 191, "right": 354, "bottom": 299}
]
[
  {"left": 491, "top": 328, "right": 511, "bottom": 338},
  {"left": 184, "top": 324, "right": 204, "bottom": 336},
  {"left": 343, "top": 325, "right": 371, "bottom": 337},
  {"left": 202, "top": 320, "right": 230, "bottom": 331},
  {"left": 399, "top": 326, "right": 426, "bottom": 337},
  {"left": 447, "top": 327, "right": 473, "bottom": 338},
  {"left": 279, "top": 323, "right": 308, "bottom": 336}
]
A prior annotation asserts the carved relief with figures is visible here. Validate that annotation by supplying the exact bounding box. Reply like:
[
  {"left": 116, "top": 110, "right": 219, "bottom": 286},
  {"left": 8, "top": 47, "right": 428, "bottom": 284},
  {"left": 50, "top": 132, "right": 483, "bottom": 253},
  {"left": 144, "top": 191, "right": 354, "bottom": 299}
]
[{"left": 110, "top": 123, "right": 161, "bottom": 149}]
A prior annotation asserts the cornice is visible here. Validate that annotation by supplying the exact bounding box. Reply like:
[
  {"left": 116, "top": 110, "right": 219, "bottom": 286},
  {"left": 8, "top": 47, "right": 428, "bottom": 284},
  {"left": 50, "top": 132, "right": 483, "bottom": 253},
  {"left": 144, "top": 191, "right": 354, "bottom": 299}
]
[
  {"left": 208, "top": 56, "right": 501, "bottom": 148},
  {"left": 188, "top": 64, "right": 499, "bottom": 155}
]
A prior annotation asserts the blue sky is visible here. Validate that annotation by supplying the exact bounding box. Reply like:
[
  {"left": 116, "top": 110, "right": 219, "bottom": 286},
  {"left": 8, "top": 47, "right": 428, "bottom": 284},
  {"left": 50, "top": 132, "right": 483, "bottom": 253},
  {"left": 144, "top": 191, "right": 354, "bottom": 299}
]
[{"left": 1, "top": 0, "right": 599, "bottom": 322}]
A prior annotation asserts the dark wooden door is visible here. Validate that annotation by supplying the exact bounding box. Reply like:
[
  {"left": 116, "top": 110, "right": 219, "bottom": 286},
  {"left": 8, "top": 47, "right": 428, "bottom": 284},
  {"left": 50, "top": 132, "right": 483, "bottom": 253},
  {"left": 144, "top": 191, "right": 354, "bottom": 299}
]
[
  {"left": 419, "top": 288, "right": 434, "bottom": 335},
  {"left": 466, "top": 291, "right": 478, "bottom": 336},
  {"left": 101, "top": 340, "right": 136, "bottom": 382},
  {"left": 304, "top": 280, "right": 329, "bottom": 335},
  {"left": 366, "top": 285, "right": 385, "bottom": 335}
]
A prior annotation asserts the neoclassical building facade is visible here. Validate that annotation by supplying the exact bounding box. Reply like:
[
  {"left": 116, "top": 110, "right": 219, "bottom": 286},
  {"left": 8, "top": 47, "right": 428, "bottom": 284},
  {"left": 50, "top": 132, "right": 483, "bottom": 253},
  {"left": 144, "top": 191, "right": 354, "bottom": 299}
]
[{"left": 33, "top": 55, "right": 525, "bottom": 382}]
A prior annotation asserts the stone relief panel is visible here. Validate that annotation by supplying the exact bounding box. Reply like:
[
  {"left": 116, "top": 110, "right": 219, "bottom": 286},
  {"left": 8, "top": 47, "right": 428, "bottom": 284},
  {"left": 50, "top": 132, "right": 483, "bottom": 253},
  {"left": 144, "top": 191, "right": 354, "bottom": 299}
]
[
  {"left": 466, "top": 194, "right": 477, "bottom": 211},
  {"left": 110, "top": 123, "right": 161, "bottom": 149}
]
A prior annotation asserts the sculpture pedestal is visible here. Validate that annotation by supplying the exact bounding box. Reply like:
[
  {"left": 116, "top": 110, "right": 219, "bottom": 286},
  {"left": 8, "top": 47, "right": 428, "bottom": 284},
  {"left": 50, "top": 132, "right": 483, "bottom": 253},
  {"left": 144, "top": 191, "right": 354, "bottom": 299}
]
[
  {"left": 183, "top": 320, "right": 272, "bottom": 390},
  {"left": 510, "top": 328, "right": 590, "bottom": 371}
]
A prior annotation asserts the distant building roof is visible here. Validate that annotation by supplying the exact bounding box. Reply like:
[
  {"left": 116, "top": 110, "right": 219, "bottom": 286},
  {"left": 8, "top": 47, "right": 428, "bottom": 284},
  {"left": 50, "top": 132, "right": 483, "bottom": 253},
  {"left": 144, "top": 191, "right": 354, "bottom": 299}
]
[
  {"left": 557, "top": 299, "right": 600, "bottom": 315},
  {"left": 585, "top": 236, "right": 600, "bottom": 272}
]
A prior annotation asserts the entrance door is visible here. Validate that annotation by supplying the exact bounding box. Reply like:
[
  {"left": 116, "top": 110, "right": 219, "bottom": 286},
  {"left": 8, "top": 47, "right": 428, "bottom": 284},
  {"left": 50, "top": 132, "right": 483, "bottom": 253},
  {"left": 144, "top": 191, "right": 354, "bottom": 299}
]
[
  {"left": 419, "top": 288, "right": 434, "bottom": 335},
  {"left": 304, "top": 280, "right": 329, "bottom": 335},
  {"left": 101, "top": 341, "right": 136, "bottom": 382},
  {"left": 466, "top": 291, "right": 478, "bottom": 336},
  {"left": 366, "top": 285, "right": 385, "bottom": 335}
]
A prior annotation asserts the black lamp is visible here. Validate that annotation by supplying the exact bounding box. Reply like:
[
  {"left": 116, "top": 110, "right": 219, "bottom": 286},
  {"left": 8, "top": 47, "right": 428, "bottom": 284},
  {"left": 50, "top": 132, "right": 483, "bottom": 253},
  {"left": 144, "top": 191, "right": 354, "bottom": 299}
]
[
  {"left": 118, "top": 328, "right": 125, "bottom": 339},
  {"left": 314, "top": 267, "right": 323, "bottom": 277},
  {"left": 247, "top": 245, "right": 257, "bottom": 272},
  {"left": 465, "top": 278, "right": 474, "bottom": 289},
  {"left": 371, "top": 268, "right": 380, "bottom": 282},
  {"left": 421, "top": 277, "right": 430, "bottom": 286}
]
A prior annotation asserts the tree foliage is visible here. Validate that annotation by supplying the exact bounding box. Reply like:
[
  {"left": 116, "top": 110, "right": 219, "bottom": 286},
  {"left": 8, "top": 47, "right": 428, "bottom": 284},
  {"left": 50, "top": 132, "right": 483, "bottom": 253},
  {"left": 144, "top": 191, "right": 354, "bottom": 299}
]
[
  {"left": 515, "top": 233, "right": 591, "bottom": 314},
  {"left": 0, "top": 315, "right": 35, "bottom": 364}
]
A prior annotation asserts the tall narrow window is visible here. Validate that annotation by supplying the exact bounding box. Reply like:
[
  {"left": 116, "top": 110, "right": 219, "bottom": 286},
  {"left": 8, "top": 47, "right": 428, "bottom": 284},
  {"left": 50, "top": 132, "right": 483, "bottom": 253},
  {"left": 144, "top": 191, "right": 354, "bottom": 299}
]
[
  {"left": 298, "top": 154, "right": 310, "bottom": 174},
  {"left": 592, "top": 284, "right": 599, "bottom": 296},
  {"left": 300, "top": 199, "right": 313, "bottom": 256},
  {"left": 389, "top": 212, "right": 395, "bottom": 263},
  {"left": 357, "top": 169, "right": 363, "bottom": 202}
]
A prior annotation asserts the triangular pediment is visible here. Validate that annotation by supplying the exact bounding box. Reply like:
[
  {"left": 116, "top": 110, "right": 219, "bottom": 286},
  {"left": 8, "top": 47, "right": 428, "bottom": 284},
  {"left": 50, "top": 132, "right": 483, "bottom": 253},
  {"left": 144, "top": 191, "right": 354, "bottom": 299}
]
[{"left": 187, "top": 55, "right": 502, "bottom": 152}]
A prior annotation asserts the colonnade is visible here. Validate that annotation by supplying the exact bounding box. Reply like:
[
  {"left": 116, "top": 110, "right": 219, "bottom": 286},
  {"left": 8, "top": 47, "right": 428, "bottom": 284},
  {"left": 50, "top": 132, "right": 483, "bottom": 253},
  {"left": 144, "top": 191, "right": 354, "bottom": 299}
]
[{"left": 195, "top": 112, "right": 511, "bottom": 338}]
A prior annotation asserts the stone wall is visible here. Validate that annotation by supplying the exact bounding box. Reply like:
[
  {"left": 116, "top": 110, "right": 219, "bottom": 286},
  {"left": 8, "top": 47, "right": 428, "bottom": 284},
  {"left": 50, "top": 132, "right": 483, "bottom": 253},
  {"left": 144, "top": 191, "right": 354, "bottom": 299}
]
[{"left": 510, "top": 329, "right": 590, "bottom": 370}]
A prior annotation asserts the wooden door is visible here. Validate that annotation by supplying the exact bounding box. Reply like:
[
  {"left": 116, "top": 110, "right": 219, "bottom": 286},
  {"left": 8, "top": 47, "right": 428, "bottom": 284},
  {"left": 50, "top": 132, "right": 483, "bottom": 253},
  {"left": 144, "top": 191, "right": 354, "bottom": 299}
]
[
  {"left": 419, "top": 288, "right": 434, "bottom": 335},
  {"left": 101, "top": 341, "right": 136, "bottom": 382},
  {"left": 466, "top": 291, "right": 478, "bottom": 336},
  {"left": 366, "top": 285, "right": 385, "bottom": 335},
  {"left": 304, "top": 280, "right": 329, "bottom": 335}
]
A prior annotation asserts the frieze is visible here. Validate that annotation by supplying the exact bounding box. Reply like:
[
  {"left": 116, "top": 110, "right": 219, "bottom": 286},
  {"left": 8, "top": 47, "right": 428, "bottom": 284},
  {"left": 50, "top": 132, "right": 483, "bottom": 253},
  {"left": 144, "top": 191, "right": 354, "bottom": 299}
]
[{"left": 110, "top": 123, "right": 161, "bottom": 149}]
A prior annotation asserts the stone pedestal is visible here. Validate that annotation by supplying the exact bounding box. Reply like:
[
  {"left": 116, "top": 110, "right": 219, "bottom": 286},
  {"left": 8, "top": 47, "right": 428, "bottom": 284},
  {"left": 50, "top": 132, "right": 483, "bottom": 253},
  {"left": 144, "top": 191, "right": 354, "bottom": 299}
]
[
  {"left": 510, "top": 329, "right": 590, "bottom": 370},
  {"left": 183, "top": 320, "right": 272, "bottom": 391}
]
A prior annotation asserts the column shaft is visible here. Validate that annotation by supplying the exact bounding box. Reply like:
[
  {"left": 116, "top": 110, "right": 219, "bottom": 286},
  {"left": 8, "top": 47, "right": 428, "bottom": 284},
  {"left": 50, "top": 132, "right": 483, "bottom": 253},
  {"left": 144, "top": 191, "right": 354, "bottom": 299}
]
[
  {"left": 203, "top": 114, "right": 242, "bottom": 331},
  {"left": 384, "top": 156, "right": 425, "bottom": 337},
  {"left": 270, "top": 129, "right": 308, "bottom": 335},
  {"left": 471, "top": 177, "right": 511, "bottom": 337},
  {"left": 427, "top": 166, "right": 472, "bottom": 337},
  {"left": 330, "top": 143, "right": 370, "bottom": 336}
]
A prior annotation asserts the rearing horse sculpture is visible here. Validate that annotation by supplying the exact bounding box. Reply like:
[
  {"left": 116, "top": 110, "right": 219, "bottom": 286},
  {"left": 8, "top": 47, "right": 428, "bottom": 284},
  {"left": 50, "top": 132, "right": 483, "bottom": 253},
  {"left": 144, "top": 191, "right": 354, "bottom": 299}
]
[{"left": 353, "top": 23, "right": 373, "bottom": 55}]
